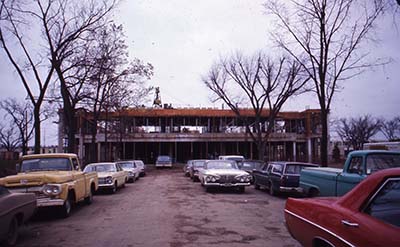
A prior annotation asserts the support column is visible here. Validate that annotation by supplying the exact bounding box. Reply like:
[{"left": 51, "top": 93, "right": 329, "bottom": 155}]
[
  {"left": 307, "top": 139, "right": 312, "bottom": 163},
  {"left": 123, "top": 142, "right": 126, "bottom": 160},
  {"left": 250, "top": 142, "right": 253, "bottom": 160},
  {"left": 293, "top": 142, "right": 297, "bottom": 162},
  {"left": 175, "top": 142, "right": 177, "bottom": 163},
  {"left": 97, "top": 142, "right": 101, "bottom": 162}
]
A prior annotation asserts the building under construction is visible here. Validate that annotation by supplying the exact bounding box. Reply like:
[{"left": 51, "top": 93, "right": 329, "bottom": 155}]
[{"left": 59, "top": 105, "right": 323, "bottom": 165}]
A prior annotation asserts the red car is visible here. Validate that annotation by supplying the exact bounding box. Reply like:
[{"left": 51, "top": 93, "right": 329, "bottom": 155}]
[{"left": 285, "top": 168, "right": 400, "bottom": 247}]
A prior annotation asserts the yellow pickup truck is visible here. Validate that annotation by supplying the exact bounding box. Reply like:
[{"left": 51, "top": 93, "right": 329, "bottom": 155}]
[{"left": 0, "top": 153, "right": 98, "bottom": 217}]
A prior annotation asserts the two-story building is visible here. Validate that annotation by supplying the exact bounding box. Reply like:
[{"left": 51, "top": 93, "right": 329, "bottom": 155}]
[{"left": 59, "top": 106, "right": 323, "bottom": 165}]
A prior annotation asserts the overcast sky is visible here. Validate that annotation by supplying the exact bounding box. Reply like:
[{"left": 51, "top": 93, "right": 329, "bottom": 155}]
[{"left": 1, "top": 0, "right": 399, "bottom": 145}]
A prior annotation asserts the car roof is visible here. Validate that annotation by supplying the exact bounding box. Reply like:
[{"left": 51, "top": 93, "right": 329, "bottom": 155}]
[
  {"left": 22, "top": 153, "right": 78, "bottom": 160},
  {"left": 86, "top": 162, "right": 116, "bottom": 166},
  {"left": 268, "top": 161, "right": 319, "bottom": 166},
  {"left": 349, "top": 150, "right": 400, "bottom": 155}
]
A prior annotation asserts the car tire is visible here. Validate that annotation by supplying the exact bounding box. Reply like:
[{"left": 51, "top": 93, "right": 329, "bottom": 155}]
[
  {"left": 254, "top": 180, "right": 260, "bottom": 190},
  {"left": 61, "top": 194, "right": 73, "bottom": 218},
  {"left": 309, "top": 188, "right": 320, "bottom": 197},
  {"left": 84, "top": 189, "right": 93, "bottom": 205},
  {"left": 110, "top": 182, "right": 117, "bottom": 194},
  {"left": 269, "top": 182, "right": 277, "bottom": 196},
  {"left": 238, "top": 186, "right": 245, "bottom": 193},
  {"left": 5, "top": 216, "right": 18, "bottom": 246},
  {"left": 205, "top": 187, "right": 211, "bottom": 193}
]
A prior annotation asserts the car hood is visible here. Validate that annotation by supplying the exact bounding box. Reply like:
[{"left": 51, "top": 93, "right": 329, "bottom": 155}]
[
  {"left": 97, "top": 172, "right": 118, "bottom": 178},
  {"left": 204, "top": 169, "right": 248, "bottom": 176},
  {"left": 0, "top": 171, "right": 75, "bottom": 187}
]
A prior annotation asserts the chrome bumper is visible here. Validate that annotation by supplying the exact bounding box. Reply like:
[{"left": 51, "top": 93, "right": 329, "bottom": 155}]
[
  {"left": 279, "top": 186, "right": 303, "bottom": 193},
  {"left": 205, "top": 182, "right": 250, "bottom": 187},
  {"left": 37, "top": 197, "right": 65, "bottom": 207},
  {"left": 98, "top": 184, "right": 115, "bottom": 189}
]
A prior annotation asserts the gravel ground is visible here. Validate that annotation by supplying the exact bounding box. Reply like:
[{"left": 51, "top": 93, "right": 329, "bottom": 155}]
[{"left": 15, "top": 165, "right": 301, "bottom": 247}]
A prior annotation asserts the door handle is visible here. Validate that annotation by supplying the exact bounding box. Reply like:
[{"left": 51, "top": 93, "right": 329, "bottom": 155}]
[{"left": 341, "top": 220, "right": 359, "bottom": 227}]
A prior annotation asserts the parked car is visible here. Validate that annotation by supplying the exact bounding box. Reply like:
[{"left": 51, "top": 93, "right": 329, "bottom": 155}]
[
  {"left": 84, "top": 163, "right": 128, "bottom": 194},
  {"left": 133, "top": 160, "right": 146, "bottom": 177},
  {"left": 237, "top": 159, "right": 265, "bottom": 183},
  {"left": 183, "top": 160, "right": 193, "bottom": 177},
  {"left": 300, "top": 150, "right": 400, "bottom": 197},
  {"left": 199, "top": 160, "right": 252, "bottom": 193},
  {"left": 189, "top": 159, "right": 207, "bottom": 181},
  {"left": 155, "top": 155, "right": 173, "bottom": 168},
  {"left": 0, "top": 186, "right": 36, "bottom": 246},
  {"left": 285, "top": 168, "right": 400, "bottom": 247},
  {"left": 218, "top": 155, "right": 245, "bottom": 163},
  {"left": 253, "top": 162, "right": 319, "bottom": 196},
  {"left": 0, "top": 153, "right": 98, "bottom": 218},
  {"left": 116, "top": 160, "right": 140, "bottom": 183}
]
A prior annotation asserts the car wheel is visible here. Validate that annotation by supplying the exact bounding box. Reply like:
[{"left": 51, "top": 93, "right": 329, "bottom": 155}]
[
  {"left": 84, "top": 189, "right": 93, "bottom": 205},
  {"left": 110, "top": 182, "right": 117, "bottom": 194},
  {"left": 269, "top": 183, "right": 277, "bottom": 196},
  {"left": 238, "top": 186, "right": 245, "bottom": 193},
  {"left": 254, "top": 181, "right": 260, "bottom": 190},
  {"left": 205, "top": 187, "right": 211, "bottom": 193},
  {"left": 5, "top": 216, "right": 18, "bottom": 246},
  {"left": 61, "top": 194, "right": 73, "bottom": 218},
  {"left": 309, "top": 188, "right": 320, "bottom": 197}
]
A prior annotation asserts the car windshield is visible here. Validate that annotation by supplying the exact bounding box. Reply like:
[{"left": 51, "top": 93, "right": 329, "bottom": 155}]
[
  {"left": 20, "top": 158, "right": 72, "bottom": 172},
  {"left": 87, "top": 164, "right": 116, "bottom": 172},
  {"left": 157, "top": 156, "right": 171, "bottom": 162},
  {"left": 193, "top": 160, "right": 206, "bottom": 168},
  {"left": 285, "top": 164, "right": 314, "bottom": 175},
  {"left": 240, "top": 161, "right": 263, "bottom": 170},
  {"left": 366, "top": 154, "right": 400, "bottom": 174},
  {"left": 118, "top": 162, "right": 134, "bottom": 169},
  {"left": 206, "top": 161, "right": 238, "bottom": 170}
]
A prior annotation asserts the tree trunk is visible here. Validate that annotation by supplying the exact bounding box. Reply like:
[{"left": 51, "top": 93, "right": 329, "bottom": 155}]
[
  {"left": 320, "top": 109, "right": 328, "bottom": 167},
  {"left": 90, "top": 129, "right": 97, "bottom": 163},
  {"left": 33, "top": 106, "right": 41, "bottom": 154}
]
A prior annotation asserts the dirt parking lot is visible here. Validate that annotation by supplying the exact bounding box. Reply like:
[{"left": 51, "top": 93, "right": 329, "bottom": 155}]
[{"left": 15, "top": 166, "right": 301, "bottom": 247}]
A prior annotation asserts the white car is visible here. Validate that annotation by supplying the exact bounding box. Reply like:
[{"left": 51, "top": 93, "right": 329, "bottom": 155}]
[
  {"left": 116, "top": 161, "right": 141, "bottom": 182},
  {"left": 84, "top": 162, "right": 128, "bottom": 194},
  {"left": 133, "top": 160, "right": 146, "bottom": 177},
  {"left": 199, "top": 160, "right": 252, "bottom": 193},
  {"left": 218, "top": 155, "right": 245, "bottom": 163},
  {"left": 155, "top": 155, "right": 173, "bottom": 168}
]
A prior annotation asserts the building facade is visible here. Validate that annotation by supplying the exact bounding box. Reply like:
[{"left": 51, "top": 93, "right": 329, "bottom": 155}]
[{"left": 59, "top": 107, "right": 323, "bottom": 165}]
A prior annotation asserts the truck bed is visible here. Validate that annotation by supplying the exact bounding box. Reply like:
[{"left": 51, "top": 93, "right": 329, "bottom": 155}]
[{"left": 300, "top": 167, "right": 342, "bottom": 196}]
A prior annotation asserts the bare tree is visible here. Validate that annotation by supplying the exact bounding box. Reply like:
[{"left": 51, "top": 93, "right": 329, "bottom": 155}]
[
  {"left": 380, "top": 117, "right": 400, "bottom": 141},
  {"left": 336, "top": 115, "right": 381, "bottom": 150},
  {"left": 0, "top": 1, "right": 55, "bottom": 153},
  {"left": 80, "top": 24, "right": 153, "bottom": 162},
  {"left": 203, "top": 52, "right": 309, "bottom": 160},
  {"left": 0, "top": 98, "right": 35, "bottom": 155},
  {"left": 0, "top": 124, "right": 20, "bottom": 152},
  {"left": 38, "top": 0, "right": 117, "bottom": 154},
  {"left": 265, "top": 0, "right": 387, "bottom": 166}
]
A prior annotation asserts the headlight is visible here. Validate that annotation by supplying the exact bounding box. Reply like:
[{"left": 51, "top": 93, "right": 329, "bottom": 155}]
[
  {"left": 236, "top": 175, "right": 251, "bottom": 183},
  {"left": 106, "top": 176, "right": 113, "bottom": 184},
  {"left": 42, "top": 184, "right": 62, "bottom": 196},
  {"left": 206, "top": 175, "right": 219, "bottom": 182}
]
